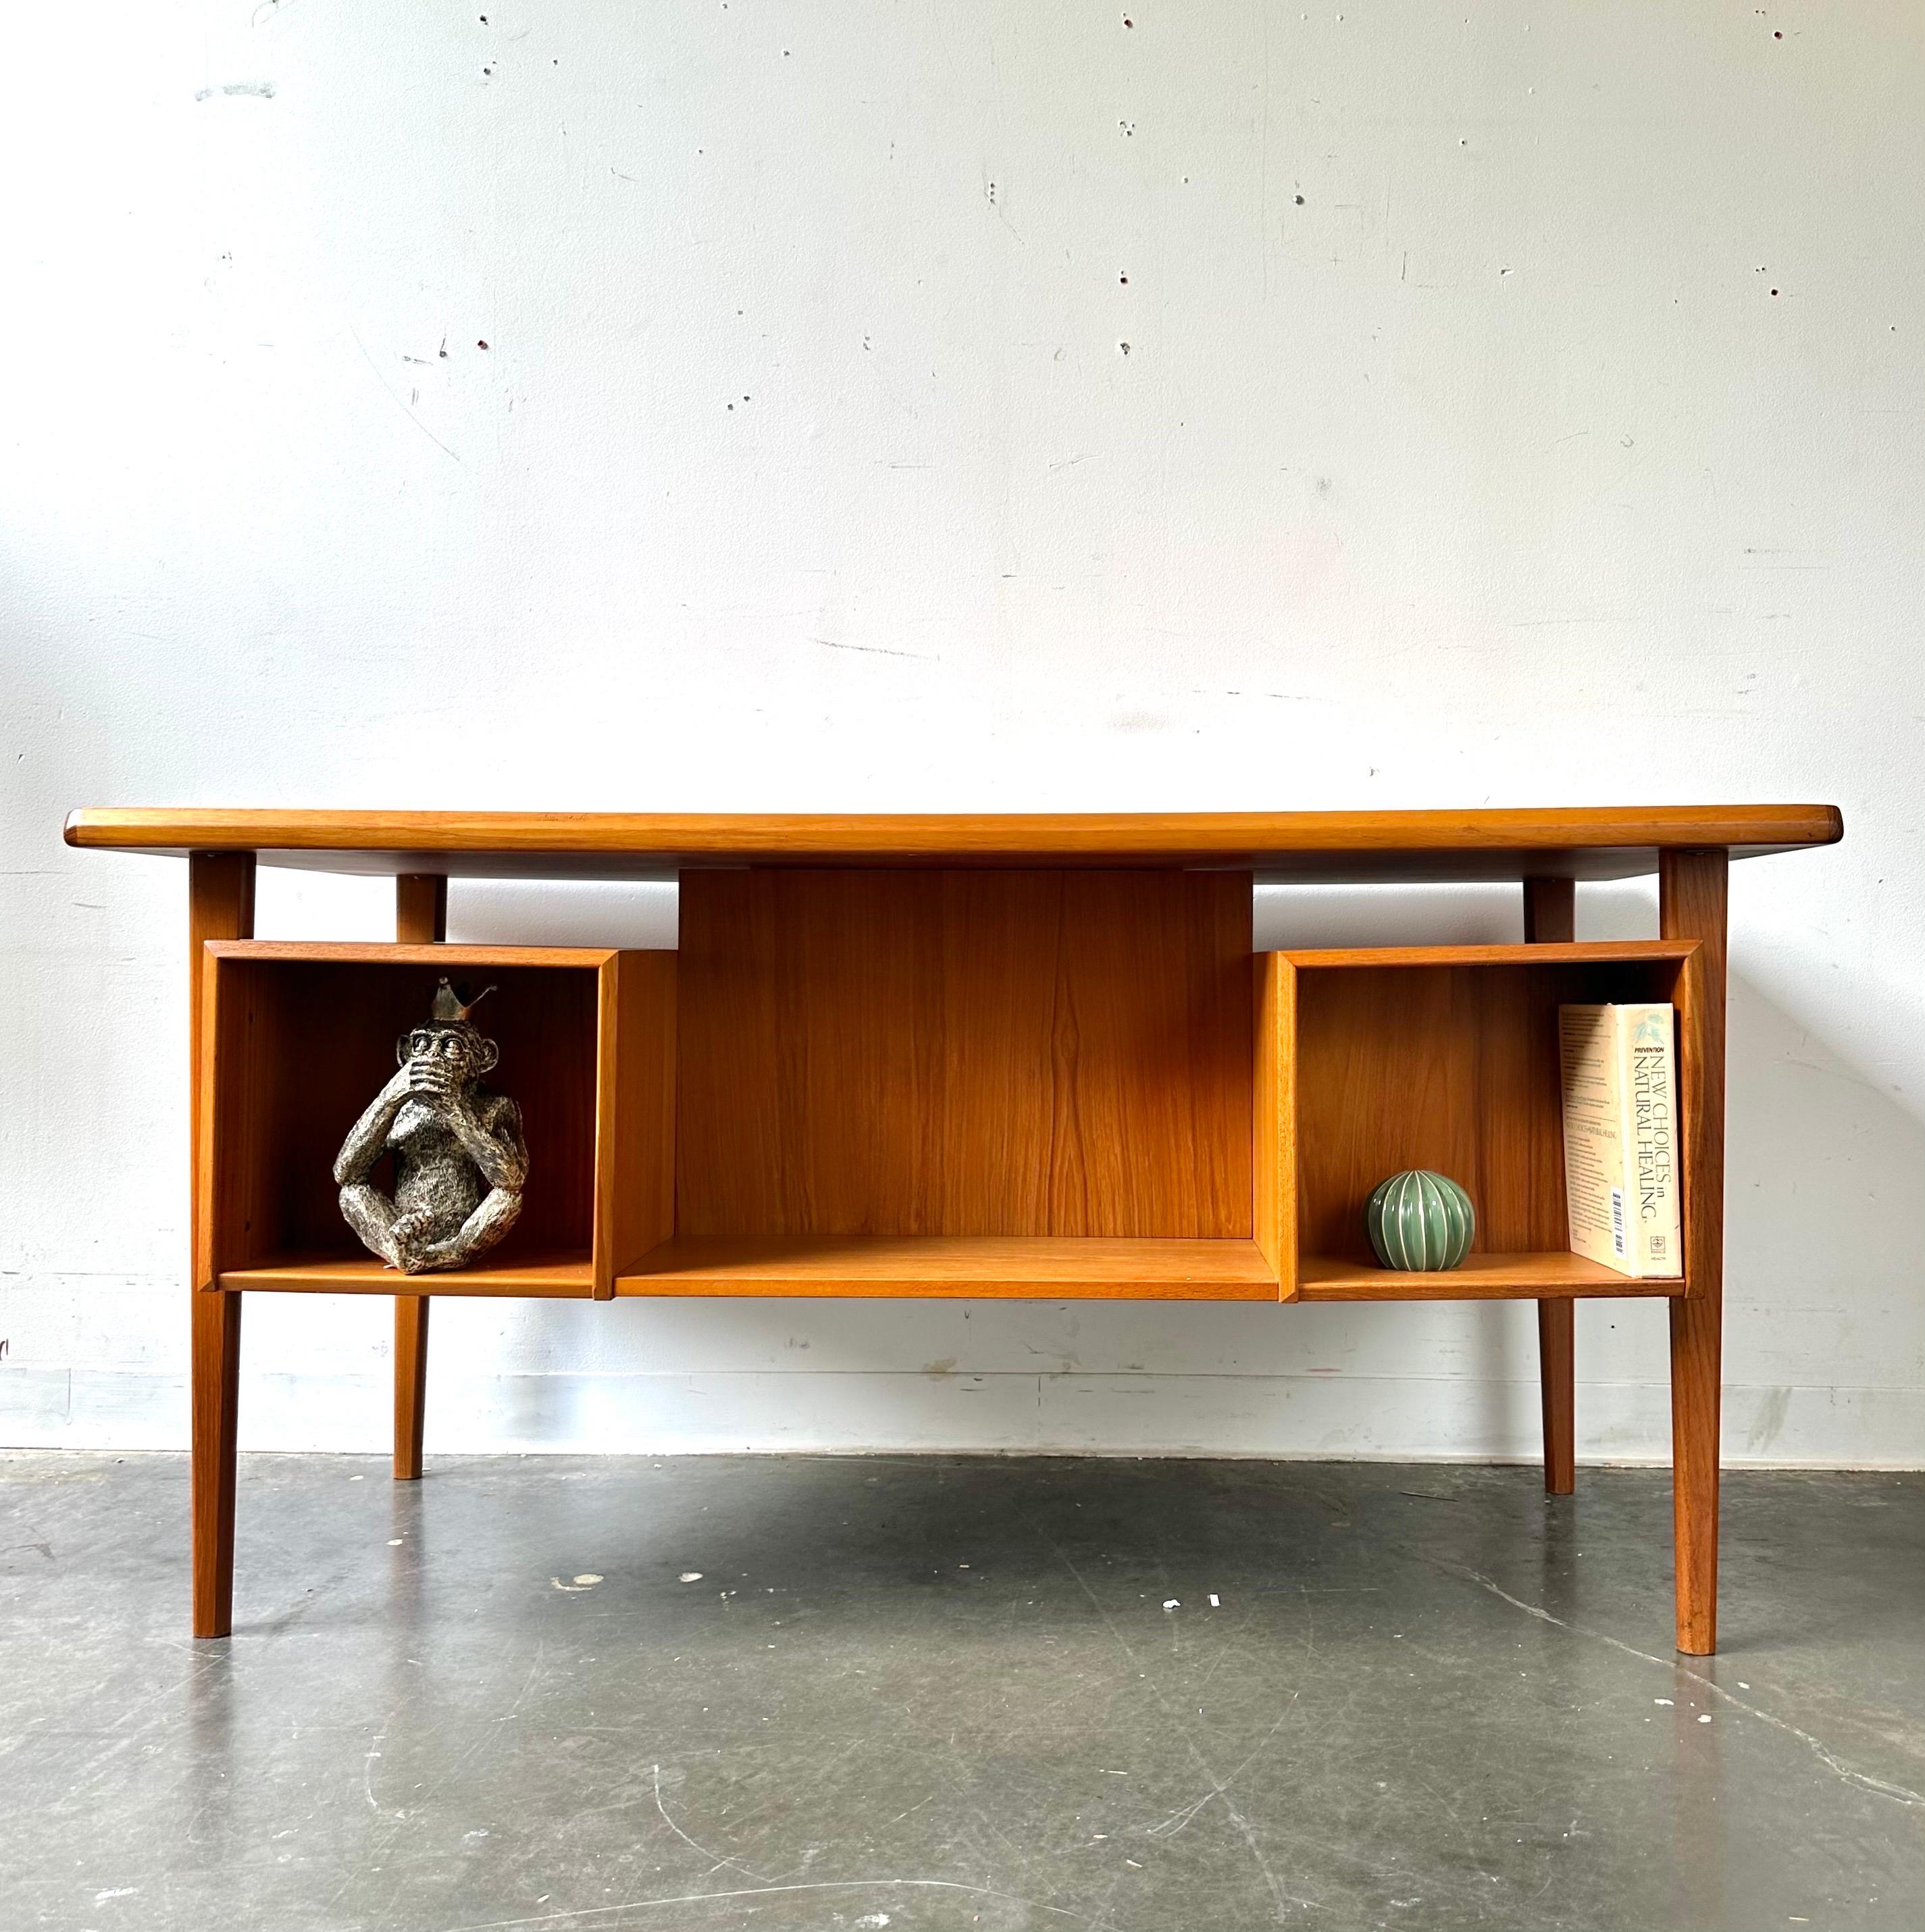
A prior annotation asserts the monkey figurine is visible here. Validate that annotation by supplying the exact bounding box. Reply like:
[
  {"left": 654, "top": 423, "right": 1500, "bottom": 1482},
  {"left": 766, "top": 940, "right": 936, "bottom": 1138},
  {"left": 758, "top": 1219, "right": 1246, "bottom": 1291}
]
[{"left": 334, "top": 980, "right": 529, "bottom": 1274}]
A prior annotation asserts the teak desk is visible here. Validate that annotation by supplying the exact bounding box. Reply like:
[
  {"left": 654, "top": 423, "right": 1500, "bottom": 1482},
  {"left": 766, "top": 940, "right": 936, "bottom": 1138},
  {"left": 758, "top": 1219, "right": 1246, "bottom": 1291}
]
[{"left": 65, "top": 805, "right": 1844, "bottom": 1652}]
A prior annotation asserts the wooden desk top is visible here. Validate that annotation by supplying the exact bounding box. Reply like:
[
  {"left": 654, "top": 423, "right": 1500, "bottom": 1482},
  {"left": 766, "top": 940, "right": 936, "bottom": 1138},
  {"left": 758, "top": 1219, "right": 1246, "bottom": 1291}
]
[{"left": 64, "top": 803, "right": 1842, "bottom": 883}]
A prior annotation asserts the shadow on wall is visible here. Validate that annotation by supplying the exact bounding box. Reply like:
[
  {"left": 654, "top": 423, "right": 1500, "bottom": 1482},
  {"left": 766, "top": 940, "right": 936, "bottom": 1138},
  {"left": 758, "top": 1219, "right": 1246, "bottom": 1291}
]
[
  {"left": 365, "top": 875, "right": 1925, "bottom": 1463},
  {"left": 1713, "top": 969, "right": 1925, "bottom": 1456},
  {"left": 455, "top": 878, "right": 679, "bottom": 948}
]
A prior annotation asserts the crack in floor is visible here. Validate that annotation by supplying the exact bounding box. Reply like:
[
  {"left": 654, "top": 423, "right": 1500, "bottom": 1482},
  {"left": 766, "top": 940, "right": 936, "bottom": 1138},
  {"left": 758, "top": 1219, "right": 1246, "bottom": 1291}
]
[{"left": 1439, "top": 1560, "right": 1925, "bottom": 1810}]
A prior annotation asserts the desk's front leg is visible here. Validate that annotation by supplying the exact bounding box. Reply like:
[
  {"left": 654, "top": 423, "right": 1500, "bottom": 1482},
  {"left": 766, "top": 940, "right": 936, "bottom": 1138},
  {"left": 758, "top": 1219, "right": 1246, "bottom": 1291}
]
[
  {"left": 1662, "top": 848, "right": 1728, "bottom": 1656},
  {"left": 190, "top": 1291, "right": 242, "bottom": 1637},
  {"left": 189, "top": 851, "right": 255, "bottom": 1638}
]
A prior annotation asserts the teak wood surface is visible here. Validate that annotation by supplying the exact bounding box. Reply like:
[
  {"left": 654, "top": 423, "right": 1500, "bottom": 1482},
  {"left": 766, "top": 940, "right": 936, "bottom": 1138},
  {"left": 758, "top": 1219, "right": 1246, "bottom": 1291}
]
[
  {"left": 674, "top": 869, "right": 1253, "bottom": 1241},
  {"left": 80, "top": 805, "right": 1841, "bottom": 1654},
  {"left": 66, "top": 803, "right": 1841, "bottom": 881},
  {"left": 622, "top": 1234, "right": 1277, "bottom": 1299}
]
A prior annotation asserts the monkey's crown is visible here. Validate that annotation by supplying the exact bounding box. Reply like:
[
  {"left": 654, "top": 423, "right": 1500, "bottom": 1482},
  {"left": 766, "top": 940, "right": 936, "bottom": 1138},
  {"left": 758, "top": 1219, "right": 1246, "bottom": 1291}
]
[{"left": 430, "top": 978, "right": 496, "bottom": 1026}]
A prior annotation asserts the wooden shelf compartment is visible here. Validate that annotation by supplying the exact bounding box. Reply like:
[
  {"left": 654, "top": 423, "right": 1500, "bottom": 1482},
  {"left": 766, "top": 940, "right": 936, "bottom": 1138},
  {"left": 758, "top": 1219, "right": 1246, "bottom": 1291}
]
[
  {"left": 198, "top": 942, "right": 673, "bottom": 1298},
  {"left": 1256, "top": 942, "right": 1699, "bottom": 1301},
  {"left": 617, "top": 866, "right": 1274, "bottom": 1300}
]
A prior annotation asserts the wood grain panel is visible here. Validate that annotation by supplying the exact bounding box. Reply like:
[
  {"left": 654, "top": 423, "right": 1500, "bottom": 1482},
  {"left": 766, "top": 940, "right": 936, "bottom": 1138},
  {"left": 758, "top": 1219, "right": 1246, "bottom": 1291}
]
[
  {"left": 621, "top": 1234, "right": 1275, "bottom": 1299},
  {"left": 676, "top": 870, "right": 1254, "bottom": 1239},
  {"left": 598, "top": 950, "right": 677, "bottom": 1294},
  {"left": 1253, "top": 953, "right": 1296, "bottom": 1296}
]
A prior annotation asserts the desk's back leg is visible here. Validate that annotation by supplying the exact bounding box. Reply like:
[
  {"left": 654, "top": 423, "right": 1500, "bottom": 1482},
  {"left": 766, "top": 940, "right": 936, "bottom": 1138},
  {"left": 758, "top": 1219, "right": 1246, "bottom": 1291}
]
[
  {"left": 1524, "top": 876, "right": 1577, "bottom": 1495},
  {"left": 1662, "top": 849, "right": 1728, "bottom": 1656},
  {"left": 1536, "top": 1302, "right": 1576, "bottom": 1494},
  {"left": 190, "top": 850, "right": 254, "bottom": 1637},
  {"left": 392, "top": 874, "right": 447, "bottom": 1481},
  {"left": 394, "top": 1296, "right": 430, "bottom": 1481}
]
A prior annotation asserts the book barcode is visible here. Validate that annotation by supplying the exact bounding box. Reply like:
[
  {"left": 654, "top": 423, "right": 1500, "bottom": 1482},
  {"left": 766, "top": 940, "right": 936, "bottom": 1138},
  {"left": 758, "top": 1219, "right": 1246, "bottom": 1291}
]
[{"left": 1610, "top": 1188, "right": 1626, "bottom": 1257}]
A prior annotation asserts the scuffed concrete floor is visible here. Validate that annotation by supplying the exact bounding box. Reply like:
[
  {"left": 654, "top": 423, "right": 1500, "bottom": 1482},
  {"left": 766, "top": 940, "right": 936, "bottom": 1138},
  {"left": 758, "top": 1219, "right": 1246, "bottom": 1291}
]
[{"left": 2, "top": 1454, "right": 1922, "bottom": 1931}]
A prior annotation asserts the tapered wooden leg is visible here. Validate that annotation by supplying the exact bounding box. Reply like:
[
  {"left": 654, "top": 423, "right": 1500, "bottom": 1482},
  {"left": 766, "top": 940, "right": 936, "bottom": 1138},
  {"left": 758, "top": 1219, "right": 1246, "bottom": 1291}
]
[
  {"left": 392, "top": 874, "right": 447, "bottom": 1479},
  {"left": 1662, "top": 848, "right": 1728, "bottom": 1656},
  {"left": 191, "top": 1290, "right": 243, "bottom": 1636},
  {"left": 1537, "top": 1300, "right": 1575, "bottom": 1495},
  {"left": 1669, "top": 1294, "right": 1722, "bottom": 1654},
  {"left": 394, "top": 1298, "right": 430, "bottom": 1480},
  {"left": 1524, "top": 876, "right": 1578, "bottom": 1492},
  {"left": 189, "top": 851, "right": 255, "bottom": 1638}
]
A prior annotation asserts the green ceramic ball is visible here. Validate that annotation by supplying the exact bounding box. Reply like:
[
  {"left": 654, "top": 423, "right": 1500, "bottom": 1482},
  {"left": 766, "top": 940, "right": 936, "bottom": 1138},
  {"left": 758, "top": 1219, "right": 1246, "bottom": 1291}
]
[{"left": 1366, "top": 1170, "right": 1475, "bottom": 1271}]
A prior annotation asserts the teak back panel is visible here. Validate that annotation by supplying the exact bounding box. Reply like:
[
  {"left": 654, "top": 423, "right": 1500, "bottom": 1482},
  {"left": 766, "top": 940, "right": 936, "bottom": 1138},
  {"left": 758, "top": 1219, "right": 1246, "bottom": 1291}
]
[
  {"left": 1294, "top": 957, "right": 1684, "bottom": 1259},
  {"left": 676, "top": 869, "right": 1254, "bottom": 1238},
  {"left": 209, "top": 959, "right": 598, "bottom": 1267}
]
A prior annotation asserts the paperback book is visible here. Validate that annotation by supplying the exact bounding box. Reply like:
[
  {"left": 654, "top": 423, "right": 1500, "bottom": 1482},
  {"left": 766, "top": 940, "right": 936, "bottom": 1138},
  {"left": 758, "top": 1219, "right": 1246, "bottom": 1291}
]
[{"left": 1558, "top": 1002, "right": 1683, "bottom": 1278}]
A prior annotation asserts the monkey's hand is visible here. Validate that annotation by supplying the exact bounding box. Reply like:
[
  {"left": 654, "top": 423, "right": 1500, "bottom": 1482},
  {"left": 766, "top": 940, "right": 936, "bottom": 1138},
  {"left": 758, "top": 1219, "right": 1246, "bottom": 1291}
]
[
  {"left": 406, "top": 1061, "right": 461, "bottom": 1106},
  {"left": 336, "top": 1067, "right": 419, "bottom": 1186},
  {"left": 441, "top": 1095, "right": 528, "bottom": 1192}
]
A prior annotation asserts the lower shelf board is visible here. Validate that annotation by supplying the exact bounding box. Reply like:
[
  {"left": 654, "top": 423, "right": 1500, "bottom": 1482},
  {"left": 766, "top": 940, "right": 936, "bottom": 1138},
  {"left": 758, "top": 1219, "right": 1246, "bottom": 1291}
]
[
  {"left": 212, "top": 1245, "right": 1680, "bottom": 1303},
  {"left": 1296, "top": 1251, "right": 1684, "bottom": 1300},
  {"left": 618, "top": 1234, "right": 1281, "bottom": 1300},
  {"left": 218, "top": 1252, "right": 595, "bottom": 1297}
]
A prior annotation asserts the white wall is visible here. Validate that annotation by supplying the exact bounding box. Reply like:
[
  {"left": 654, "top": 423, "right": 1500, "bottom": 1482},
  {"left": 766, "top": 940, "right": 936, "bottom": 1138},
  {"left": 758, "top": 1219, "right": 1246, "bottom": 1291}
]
[{"left": 3, "top": 1, "right": 1920, "bottom": 1467}]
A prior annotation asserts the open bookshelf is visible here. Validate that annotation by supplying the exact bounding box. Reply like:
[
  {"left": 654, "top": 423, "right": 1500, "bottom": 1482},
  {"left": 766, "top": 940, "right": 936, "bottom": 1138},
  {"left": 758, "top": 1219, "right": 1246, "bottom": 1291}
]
[{"left": 199, "top": 923, "right": 1697, "bottom": 1308}]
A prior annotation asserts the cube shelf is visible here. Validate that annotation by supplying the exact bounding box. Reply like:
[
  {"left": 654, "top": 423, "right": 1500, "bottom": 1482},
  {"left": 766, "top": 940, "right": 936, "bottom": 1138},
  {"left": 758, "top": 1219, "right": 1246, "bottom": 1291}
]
[
  {"left": 1257, "top": 942, "right": 1699, "bottom": 1300},
  {"left": 198, "top": 942, "right": 673, "bottom": 1298}
]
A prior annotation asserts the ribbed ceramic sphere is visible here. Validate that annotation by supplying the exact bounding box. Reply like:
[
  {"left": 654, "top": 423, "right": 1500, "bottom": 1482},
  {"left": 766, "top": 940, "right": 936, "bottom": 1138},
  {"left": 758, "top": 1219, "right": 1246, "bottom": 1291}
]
[{"left": 1365, "top": 1170, "right": 1475, "bottom": 1271}]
